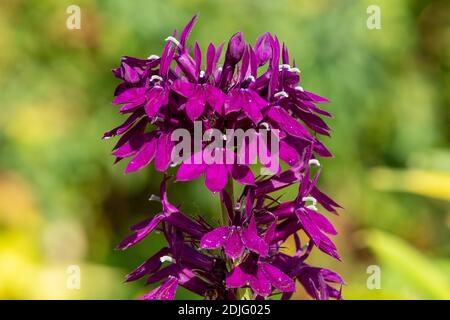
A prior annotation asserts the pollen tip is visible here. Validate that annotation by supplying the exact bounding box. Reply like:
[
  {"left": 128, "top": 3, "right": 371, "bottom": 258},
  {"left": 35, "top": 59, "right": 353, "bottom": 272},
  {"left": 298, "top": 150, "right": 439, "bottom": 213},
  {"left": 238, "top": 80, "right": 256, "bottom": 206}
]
[
  {"left": 274, "top": 91, "right": 289, "bottom": 98},
  {"left": 150, "top": 75, "right": 163, "bottom": 82},
  {"left": 148, "top": 54, "right": 160, "bottom": 60},
  {"left": 149, "top": 194, "right": 161, "bottom": 202},
  {"left": 308, "top": 159, "right": 321, "bottom": 167},
  {"left": 165, "top": 36, "right": 181, "bottom": 48},
  {"left": 295, "top": 86, "right": 305, "bottom": 92},
  {"left": 278, "top": 64, "right": 290, "bottom": 71},
  {"left": 302, "top": 196, "right": 317, "bottom": 206},
  {"left": 160, "top": 255, "right": 176, "bottom": 264}
]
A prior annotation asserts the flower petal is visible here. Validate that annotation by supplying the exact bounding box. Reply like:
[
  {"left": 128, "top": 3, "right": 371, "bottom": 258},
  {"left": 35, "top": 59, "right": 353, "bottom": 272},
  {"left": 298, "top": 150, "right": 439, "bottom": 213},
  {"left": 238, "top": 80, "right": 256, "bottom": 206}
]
[
  {"left": 154, "top": 133, "right": 174, "bottom": 172},
  {"left": 140, "top": 276, "right": 178, "bottom": 300},
  {"left": 241, "top": 217, "right": 268, "bottom": 256},
  {"left": 200, "top": 226, "right": 230, "bottom": 249},
  {"left": 260, "top": 262, "right": 295, "bottom": 293},
  {"left": 117, "top": 213, "right": 165, "bottom": 250},
  {"left": 112, "top": 87, "right": 147, "bottom": 104},
  {"left": 205, "top": 164, "right": 228, "bottom": 192},
  {"left": 223, "top": 227, "right": 245, "bottom": 259},
  {"left": 125, "top": 136, "right": 158, "bottom": 173}
]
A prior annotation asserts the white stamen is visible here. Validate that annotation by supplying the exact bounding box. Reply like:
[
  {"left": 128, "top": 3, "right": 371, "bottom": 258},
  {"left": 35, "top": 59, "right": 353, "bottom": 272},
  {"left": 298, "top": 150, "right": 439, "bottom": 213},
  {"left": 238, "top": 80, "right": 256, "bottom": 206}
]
[
  {"left": 160, "top": 256, "right": 176, "bottom": 264},
  {"left": 289, "top": 67, "right": 301, "bottom": 74},
  {"left": 308, "top": 159, "right": 321, "bottom": 167},
  {"left": 274, "top": 91, "right": 289, "bottom": 98},
  {"left": 199, "top": 70, "right": 205, "bottom": 78},
  {"left": 151, "top": 116, "right": 163, "bottom": 124},
  {"left": 165, "top": 36, "right": 180, "bottom": 47},
  {"left": 260, "top": 122, "right": 270, "bottom": 130},
  {"left": 279, "top": 64, "right": 290, "bottom": 70},
  {"left": 302, "top": 196, "right": 317, "bottom": 206},
  {"left": 148, "top": 54, "right": 160, "bottom": 60},
  {"left": 246, "top": 75, "right": 255, "bottom": 82},
  {"left": 295, "top": 86, "right": 305, "bottom": 92},
  {"left": 217, "top": 67, "right": 223, "bottom": 72},
  {"left": 222, "top": 134, "right": 227, "bottom": 141},
  {"left": 149, "top": 194, "right": 161, "bottom": 202},
  {"left": 306, "top": 205, "right": 318, "bottom": 211},
  {"left": 150, "top": 75, "right": 163, "bottom": 82},
  {"left": 170, "top": 162, "right": 181, "bottom": 168}
]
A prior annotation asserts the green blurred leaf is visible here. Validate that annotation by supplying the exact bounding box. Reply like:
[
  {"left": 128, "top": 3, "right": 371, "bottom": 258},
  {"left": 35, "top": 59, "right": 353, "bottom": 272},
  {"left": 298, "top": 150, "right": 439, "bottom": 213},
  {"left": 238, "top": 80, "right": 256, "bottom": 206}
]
[{"left": 362, "top": 229, "right": 450, "bottom": 299}]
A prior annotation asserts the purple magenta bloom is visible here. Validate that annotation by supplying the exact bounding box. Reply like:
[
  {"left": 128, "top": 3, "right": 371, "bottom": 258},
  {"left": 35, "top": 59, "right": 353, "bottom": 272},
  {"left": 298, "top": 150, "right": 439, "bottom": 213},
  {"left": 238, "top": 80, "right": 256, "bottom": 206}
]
[{"left": 106, "top": 15, "right": 343, "bottom": 300}]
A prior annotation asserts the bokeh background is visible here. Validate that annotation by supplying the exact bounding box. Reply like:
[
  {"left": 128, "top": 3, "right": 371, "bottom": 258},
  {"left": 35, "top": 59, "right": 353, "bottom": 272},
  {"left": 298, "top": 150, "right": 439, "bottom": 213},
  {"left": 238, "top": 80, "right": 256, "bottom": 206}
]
[{"left": 0, "top": 0, "right": 449, "bottom": 299}]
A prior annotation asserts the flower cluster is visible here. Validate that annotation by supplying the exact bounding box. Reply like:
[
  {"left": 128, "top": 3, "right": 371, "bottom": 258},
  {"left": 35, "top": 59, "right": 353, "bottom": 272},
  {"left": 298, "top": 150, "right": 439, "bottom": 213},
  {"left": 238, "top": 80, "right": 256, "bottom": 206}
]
[{"left": 105, "top": 15, "right": 344, "bottom": 300}]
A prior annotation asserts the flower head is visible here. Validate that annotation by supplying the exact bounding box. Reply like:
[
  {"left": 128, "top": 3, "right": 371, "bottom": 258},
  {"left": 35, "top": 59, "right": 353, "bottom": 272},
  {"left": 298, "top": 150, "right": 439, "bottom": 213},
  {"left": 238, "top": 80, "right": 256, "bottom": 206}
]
[{"left": 106, "top": 15, "right": 343, "bottom": 300}]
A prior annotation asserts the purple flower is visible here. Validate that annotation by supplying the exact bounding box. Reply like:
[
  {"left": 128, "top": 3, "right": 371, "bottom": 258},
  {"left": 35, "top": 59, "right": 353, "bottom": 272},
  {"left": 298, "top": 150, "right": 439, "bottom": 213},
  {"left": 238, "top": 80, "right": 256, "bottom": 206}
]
[
  {"left": 200, "top": 217, "right": 269, "bottom": 259},
  {"left": 106, "top": 15, "right": 344, "bottom": 300}
]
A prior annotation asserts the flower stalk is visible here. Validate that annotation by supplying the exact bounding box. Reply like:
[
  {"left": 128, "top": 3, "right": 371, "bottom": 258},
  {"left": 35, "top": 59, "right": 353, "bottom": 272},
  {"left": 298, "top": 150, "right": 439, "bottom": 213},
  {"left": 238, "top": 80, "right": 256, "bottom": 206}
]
[{"left": 105, "top": 15, "right": 344, "bottom": 300}]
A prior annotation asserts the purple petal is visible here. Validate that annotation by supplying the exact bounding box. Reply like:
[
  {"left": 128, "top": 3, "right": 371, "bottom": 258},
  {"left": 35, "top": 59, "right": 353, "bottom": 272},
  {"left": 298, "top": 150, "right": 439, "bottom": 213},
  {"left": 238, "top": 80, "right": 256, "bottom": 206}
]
[
  {"left": 255, "top": 32, "right": 272, "bottom": 66},
  {"left": 242, "top": 91, "right": 263, "bottom": 124},
  {"left": 117, "top": 214, "right": 165, "bottom": 250},
  {"left": 260, "top": 262, "right": 295, "bottom": 293},
  {"left": 206, "top": 86, "right": 226, "bottom": 115},
  {"left": 241, "top": 217, "right": 269, "bottom": 257},
  {"left": 154, "top": 133, "right": 174, "bottom": 172},
  {"left": 103, "top": 110, "right": 144, "bottom": 139},
  {"left": 172, "top": 79, "right": 197, "bottom": 97},
  {"left": 125, "top": 136, "right": 158, "bottom": 173},
  {"left": 180, "top": 15, "right": 198, "bottom": 48},
  {"left": 125, "top": 247, "right": 169, "bottom": 282},
  {"left": 306, "top": 208, "right": 337, "bottom": 235},
  {"left": 144, "top": 87, "right": 168, "bottom": 118},
  {"left": 226, "top": 264, "right": 251, "bottom": 289},
  {"left": 279, "top": 140, "right": 300, "bottom": 166},
  {"left": 230, "top": 164, "right": 255, "bottom": 186},
  {"left": 140, "top": 276, "right": 178, "bottom": 300},
  {"left": 205, "top": 164, "right": 228, "bottom": 192},
  {"left": 249, "top": 267, "right": 271, "bottom": 297},
  {"left": 112, "top": 87, "right": 147, "bottom": 104},
  {"left": 176, "top": 160, "right": 206, "bottom": 181},
  {"left": 267, "top": 106, "right": 313, "bottom": 140},
  {"left": 186, "top": 89, "right": 206, "bottom": 120},
  {"left": 200, "top": 226, "right": 230, "bottom": 249},
  {"left": 223, "top": 227, "right": 245, "bottom": 259}
]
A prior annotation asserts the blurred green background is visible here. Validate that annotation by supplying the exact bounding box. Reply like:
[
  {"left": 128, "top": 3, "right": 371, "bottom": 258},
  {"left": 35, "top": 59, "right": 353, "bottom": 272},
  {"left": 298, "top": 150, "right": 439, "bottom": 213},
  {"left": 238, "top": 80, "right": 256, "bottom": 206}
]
[{"left": 0, "top": 0, "right": 449, "bottom": 299}]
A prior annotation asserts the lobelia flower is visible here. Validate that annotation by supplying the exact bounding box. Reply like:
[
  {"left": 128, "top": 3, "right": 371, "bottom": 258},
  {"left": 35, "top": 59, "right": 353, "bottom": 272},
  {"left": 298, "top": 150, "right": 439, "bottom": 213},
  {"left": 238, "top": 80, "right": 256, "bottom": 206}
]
[{"left": 105, "top": 15, "right": 344, "bottom": 300}]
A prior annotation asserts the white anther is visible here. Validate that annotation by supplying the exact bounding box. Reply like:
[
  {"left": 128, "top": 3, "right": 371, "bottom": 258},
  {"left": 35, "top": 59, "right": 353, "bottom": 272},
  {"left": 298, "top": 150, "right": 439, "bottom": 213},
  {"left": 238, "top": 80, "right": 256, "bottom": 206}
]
[
  {"left": 150, "top": 75, "right": 163, "bottom": 82},
  {"left": 306, "top": 205, "right": 318, "bottom": 211},
  {"left": 295, "top": 86, "right": 305, "bottom": 92},
  {"left": 308, "top": 159, "right": 321, "bottom": 167},
  {"left": 274, "top": 91, "right": 289, "bottom": 98},
  {"left": 160, "top": 256, "right": 176, "bottom": 264},
  {"left": 170, "top": 162, "right": 181, "bottom": 168},
  {"left": 279, "top": 64, "right": 290, "bottom": 70},
  {"left": 151, "top": 116, "right": 163, "bottom": 124},
  {"left": 246, "top": 75, "right": 255, "bottom": 82},
  {"left": 289, "top": 67, "right": 301, "bottom": 74},
  {"left": 148, "top": 54, "right": 160, "bottom": 60},
  {"left": 149, "top": 194, "right": 161, "bottom": 202},
  {"left": 302, "top": 196, "right": 317, "bottom": 206},
  {"left": 199, "top": 70, "right": 205, "bottom": 78},
  {"left": 260, "top": 122, "right": 270, "bottom": 130},
  {"left": 165, "top": 36, "right": 180, "bottom": 47},
  {"left": 222, "top": 134, "right": 227, "bottom": 141}
]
